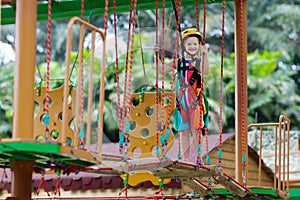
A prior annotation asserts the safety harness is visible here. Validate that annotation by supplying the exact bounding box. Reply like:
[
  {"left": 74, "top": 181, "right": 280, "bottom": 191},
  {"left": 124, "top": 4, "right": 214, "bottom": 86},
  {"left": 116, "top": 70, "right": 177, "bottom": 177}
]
[{"left": 176, "top": 57, "right": 209, "bottom": 127}]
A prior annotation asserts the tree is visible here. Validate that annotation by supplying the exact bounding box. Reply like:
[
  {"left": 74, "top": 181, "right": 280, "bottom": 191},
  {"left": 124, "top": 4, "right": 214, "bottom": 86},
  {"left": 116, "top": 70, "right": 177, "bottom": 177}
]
[
  {"left": 0, "top": 63, "right": 14, "bottom": 136},
  {"left": 218, "top": 50, "right": 300, "bottom": 130}
]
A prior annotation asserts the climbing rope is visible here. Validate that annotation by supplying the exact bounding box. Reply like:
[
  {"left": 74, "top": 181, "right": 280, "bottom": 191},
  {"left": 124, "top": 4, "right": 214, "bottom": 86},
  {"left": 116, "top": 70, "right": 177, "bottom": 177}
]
[
  {"left": 43, "top": 0, "right": 52, "bottom": 141},
  {"left": 81, "top": 0, "right": 84, "bottom": 19},
  {"left": 78, "top": 32, "right": 85, "bottom": 147},
  {"left": 53, "top": 170, "right": 61, "bottom": 197},
  {"left": 78, "top": 0, "right": 87, "bottom": 147},
  {"left": 218, "top": 0, "right": 226, "bottom": 167},
  {"left": 124, "top": 0, "right": 137, "bottom": 159},
  {"left": 119, "top": 174, "right": 129, "bottom": 198},
  {"left": 120, "top": 0, "right": 133, "bottom": 131},
  {"left": 119, "top": 0, "right": 134, "bottom": 140},
  {"left": 239, "top": 0, "right": 247, "bottom": 186},
  {"left": 118, "top": 0, "right": 137, "bottom": 159},
  {"left": 36, "top": 173, "right": 50, "bottom": 197},
  {"left": 154, "top": 0, "right": 169, "bottom": 158},
  {"left": 154, "top": 178, "right": 165, "bottom": 196},
  {"left": 160, "top": 0, "right": 166, "bottom": 144},
  {"left": 164, "top": 6, "right": 176, "bottom": 155},
  {"left": 195, "top": 0, "right": 199, "bottom": 32},
  {"left": 196, "top": 0, "right": 207, "bottom": 165},
  {"left": 113, "top": 0, "right": 122, "bottom": 137},
  {"left": 155, "top": 0, "right": 160, "bottom": 156},
  {"left": 117, "top": 0, "right": 132, "bottom": 153},
  {"left": 171, "top": 0, "right": 183, "bottom": 160},
  {"left": 125, "top": 0, "right": 138, "bottom": 124}
]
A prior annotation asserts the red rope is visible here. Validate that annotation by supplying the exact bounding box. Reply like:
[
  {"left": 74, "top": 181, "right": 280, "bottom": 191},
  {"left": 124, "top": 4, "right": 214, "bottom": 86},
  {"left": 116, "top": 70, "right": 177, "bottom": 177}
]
[
  {"left": 161, "top": 0, "right": 165, "bottom": 135},
  {"left": 197, "top": 0, "right": 207, "bottom": 160},
  {"left": 125, "top": 0, "right": 137, "bottom": 121},
  {"left": 81, "top": 0, "right": 84, "bottom": 19},
  {"left": 218, "top": 0, "right": 226, "bottom": 164},
  {"left": 155, "top": 0, "right": 159, "bottom": 155},
  {"left": 44, "top": 0, "right": 52, "bottom": 140},
  {"left": 113, "top": 0, "right": 122, "bottom": 134},
  {"left": 79, "top": 53, "right": 84, "bottom": 131},
  {"left": 118, "top": 186, "right": 128, "bottom": 198},
  {"left": 101, "top": 0, "right": 109, "bottom": 138},
  {"left": 103, "top": 0, "right": 109, "bottom": 38},
  {"left": 78, "top": 0, "right": 88, "bottom": 140},
  {"left": 45, "top": 0, "right": 52, "bottom": 116},
  {"left": 36, "top": 173, "right": 50, "bottom": 197},
  {"left": 53, "top": 174, "right": 61, "bottom": 196},
  {"left": 120, "top": 0, "right": 133, "bottom": 132},
  {"left": 202, "top": 0, "right": 207, "bottom": 43},
  {"left": 195, "top": 0, "right": 199, "bottom": 32},
  {"left": 239, "top": 0, "right": 246, "bottom": 165},
  {"left": 173, "top": 0, "right": 182, "bottom": 157},
  {"left": 165, "top": 2, "right": 178, "bottom": 130}
]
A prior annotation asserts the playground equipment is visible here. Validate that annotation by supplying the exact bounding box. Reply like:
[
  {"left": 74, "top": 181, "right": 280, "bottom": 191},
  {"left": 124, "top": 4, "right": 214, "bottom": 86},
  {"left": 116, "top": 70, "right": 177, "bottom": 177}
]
[{"left": 0, "top": 0, "right": 298, "bottom": 199}]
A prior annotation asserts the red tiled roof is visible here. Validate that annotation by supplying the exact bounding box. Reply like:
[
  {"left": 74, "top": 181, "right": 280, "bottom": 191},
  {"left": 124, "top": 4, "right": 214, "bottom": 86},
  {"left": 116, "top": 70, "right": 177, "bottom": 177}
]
[{"left": 0, "top": 169, "right": 181, "bottom": 194}]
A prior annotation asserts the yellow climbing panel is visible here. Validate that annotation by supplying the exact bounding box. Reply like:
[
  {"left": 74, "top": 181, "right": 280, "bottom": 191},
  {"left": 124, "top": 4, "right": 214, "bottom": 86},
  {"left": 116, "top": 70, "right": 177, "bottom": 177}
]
[
  {"left": 125, "top": 92, "right": 175, "bottom": 186},
  {"left": 33, "top": 85, "right": 76, "bottom": 144}
]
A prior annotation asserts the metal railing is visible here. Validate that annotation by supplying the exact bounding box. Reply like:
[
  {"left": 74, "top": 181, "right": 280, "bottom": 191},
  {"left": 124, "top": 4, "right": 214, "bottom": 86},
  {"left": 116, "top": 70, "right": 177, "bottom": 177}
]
[{"left": 247, "top": 115, "right": 290, "bottom": 198}]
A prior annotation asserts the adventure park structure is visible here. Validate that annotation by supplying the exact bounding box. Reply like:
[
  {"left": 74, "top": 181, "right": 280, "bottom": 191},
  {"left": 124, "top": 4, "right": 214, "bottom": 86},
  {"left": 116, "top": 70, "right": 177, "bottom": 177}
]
[{"left": 0, "top": 0, "right": 299, "bottom": 199}]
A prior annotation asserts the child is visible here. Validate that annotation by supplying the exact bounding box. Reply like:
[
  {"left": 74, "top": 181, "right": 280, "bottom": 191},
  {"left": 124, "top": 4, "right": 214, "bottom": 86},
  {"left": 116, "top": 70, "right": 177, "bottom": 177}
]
[{"left": 154, "top": 28, "right": 209, "bottom": 164}]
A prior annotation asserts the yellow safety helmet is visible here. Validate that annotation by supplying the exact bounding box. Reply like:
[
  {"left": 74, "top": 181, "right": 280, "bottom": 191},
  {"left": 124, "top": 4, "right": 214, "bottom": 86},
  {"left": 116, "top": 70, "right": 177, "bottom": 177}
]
[{"left": 181, "top": 28, "right": 202, "bottom": 43}]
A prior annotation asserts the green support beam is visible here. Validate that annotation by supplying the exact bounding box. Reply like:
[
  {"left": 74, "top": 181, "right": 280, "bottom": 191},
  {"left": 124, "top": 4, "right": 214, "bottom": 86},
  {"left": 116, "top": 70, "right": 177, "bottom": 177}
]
[{"left": 1, "top": 0, "right": 231, "bottom": 25}]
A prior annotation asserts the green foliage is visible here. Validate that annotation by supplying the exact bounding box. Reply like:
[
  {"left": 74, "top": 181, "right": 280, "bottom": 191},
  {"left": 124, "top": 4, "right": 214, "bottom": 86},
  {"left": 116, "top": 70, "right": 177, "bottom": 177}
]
[
  {"left": 0, "top": 63, "right": 14, "bottom": 136},
  {"left": 248, "top": 3, "right": 300, "bottom": 63},
  {"left": 221, "top": 50, "right": 300, "bottom": 127}
]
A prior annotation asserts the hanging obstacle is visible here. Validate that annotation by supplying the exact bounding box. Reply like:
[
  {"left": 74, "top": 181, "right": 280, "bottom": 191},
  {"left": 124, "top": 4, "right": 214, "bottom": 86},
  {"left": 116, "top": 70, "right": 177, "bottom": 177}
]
[
  {"left": 127, "top": 92, "right": 175, "bottom": 158},
  {"left": 33, "top": 16, "right": 106, "bottom": 164},
  {"left": 60, "top": 17, "right": 105, "bottom": 162},
  {"left": 115, "top": 91, "right": 176, "bottom": 187},
  {"left": 34, "top": 85, "right": 76, "bottom": 143}
]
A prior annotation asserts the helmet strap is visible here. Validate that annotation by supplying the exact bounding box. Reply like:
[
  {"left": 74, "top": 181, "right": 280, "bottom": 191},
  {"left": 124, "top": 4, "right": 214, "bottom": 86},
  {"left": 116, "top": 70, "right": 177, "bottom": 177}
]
[{"left": 185, "top": 51, "right": 198, "bottom": 59}]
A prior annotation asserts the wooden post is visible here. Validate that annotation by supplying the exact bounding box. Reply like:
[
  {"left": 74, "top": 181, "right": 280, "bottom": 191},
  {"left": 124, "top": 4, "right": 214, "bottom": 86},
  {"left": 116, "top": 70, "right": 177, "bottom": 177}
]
[
  {"left": 13, "top": 0, "right": 36, "bottom": 139},
  {"left": 10, "top": 0, "right": 37, "bottom": 199},
  {"left": 10, "top": 161, "right": 35, "bottom": 200},
  {"left": 234, "top": 0, "right": 248, "bottom": 185}
]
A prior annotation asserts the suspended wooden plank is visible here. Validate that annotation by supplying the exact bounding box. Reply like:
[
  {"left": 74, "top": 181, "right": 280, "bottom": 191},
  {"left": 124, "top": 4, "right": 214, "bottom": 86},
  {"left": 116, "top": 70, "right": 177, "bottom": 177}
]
[
  {"left": 169, "top": 161, "right": 222, "bottom": 173},
  {"left": 218, "top": 175, "right": 249, "bottom": 198},
  {"left": 102, "top": 157, "right": 172, "bottom": 173},
  {"left": 182, "top": 179, "right": 208, "bottom": 196},
  {"left": 60, "top": 145, "right": 101, "bottom": 163},
  {"left": 152, "top": 165, "right": 219, "bottom": 179}
]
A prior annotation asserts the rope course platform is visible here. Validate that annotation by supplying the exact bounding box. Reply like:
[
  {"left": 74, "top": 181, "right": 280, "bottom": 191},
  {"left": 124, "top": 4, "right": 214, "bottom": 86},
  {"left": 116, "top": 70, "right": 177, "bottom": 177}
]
[
  {"left": 0, "top": 139, "right": 296, "bottom": 199},
  {"left": 1, "top": 0, "right": 299, "bottom": 199},
  {"left": 0, "top": 140, "right": 97, "bottom": 171}
]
